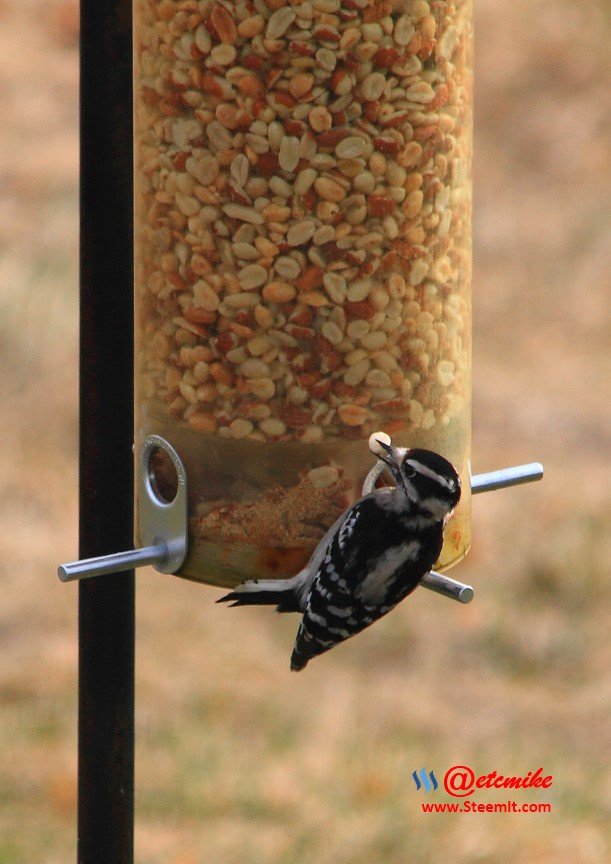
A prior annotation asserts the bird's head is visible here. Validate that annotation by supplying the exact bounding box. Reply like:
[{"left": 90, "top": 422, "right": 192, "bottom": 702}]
[{"left": 374, "top": 440, "right": 461, "bottom": 519}]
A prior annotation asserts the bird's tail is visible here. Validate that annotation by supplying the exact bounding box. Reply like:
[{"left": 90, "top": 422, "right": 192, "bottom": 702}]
[
  {"left": 216, "top": 575, "right": 302, "bottom": 613},
  {"left": 290, "top": 646, "right": 310, "bottom": 671},
  {"left": 289, "top": 619, "right": 334, "bottom": 671}
]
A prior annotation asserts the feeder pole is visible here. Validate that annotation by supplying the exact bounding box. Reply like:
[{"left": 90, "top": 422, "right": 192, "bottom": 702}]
[{"left": 78, "top": 0, "right": 134, "bottom": 860}]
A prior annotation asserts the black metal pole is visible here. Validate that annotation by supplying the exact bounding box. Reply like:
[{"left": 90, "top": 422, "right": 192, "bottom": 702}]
[{"left": 78, "top": 0, "right": 134, "bottom": 860}]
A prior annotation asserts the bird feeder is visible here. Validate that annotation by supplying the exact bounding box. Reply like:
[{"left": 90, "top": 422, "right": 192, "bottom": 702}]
[{"left": 131, "top": 0, "right": 474, "bottom": 588}]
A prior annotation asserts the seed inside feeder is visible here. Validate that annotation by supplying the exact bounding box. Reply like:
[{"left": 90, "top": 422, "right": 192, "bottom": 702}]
[{"left": 369, "top": 432, "right": 393, "bottom": 459}]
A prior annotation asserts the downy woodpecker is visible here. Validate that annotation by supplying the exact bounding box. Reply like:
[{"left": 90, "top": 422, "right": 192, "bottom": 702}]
[{"left": 217, "top": 442, "right": 461, "bottom": 671}]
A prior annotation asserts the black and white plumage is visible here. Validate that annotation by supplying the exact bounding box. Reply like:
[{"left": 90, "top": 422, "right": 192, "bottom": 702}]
[{"left": 217, "top": 444, "right": 461, "bottom": 671}]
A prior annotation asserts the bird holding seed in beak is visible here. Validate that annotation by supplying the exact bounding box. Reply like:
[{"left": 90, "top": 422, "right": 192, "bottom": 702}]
[{"left": 218, "top": 438, "right": 461, "bottom": 670}]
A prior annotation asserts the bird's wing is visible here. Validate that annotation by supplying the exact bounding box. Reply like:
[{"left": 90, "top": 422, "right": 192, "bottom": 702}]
[
  {"left": 296, "top": 487, "right": 396, "bottom": 597},
  {"left": 291, "top": 493, "right": 444, "bottom": 669},
  {"left": 291, "top": 498, "right": 391, "bottom": 669}
]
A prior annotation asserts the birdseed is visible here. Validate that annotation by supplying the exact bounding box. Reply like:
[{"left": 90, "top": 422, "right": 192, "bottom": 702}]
[{"left": 135, "top": 0, "right": 473, "bottom": 566}]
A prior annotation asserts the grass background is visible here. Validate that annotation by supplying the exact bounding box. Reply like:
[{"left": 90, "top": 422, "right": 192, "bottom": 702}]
[{"left": 0, "top": 0, "right": 609, "bottom": 860}]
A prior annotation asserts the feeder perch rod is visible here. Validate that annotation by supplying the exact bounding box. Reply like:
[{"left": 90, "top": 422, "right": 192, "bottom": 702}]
[
  {"left": 361, "top": 459, "right": 543, "bottom": 603},
  {"left": 59, "top": 545, "right": 166, "bottom": 582},
  {"left": 422, "top": 461, "right": 543, "bottom": 601},
  {"left": 60, "top": 435, "right": 189, "bottom": 583},
  {"left": 472, "top": 462, "right": 544, "bottom": 493},
  {"left": 60, "top": 455, "right": 543, "bottom": 609}
]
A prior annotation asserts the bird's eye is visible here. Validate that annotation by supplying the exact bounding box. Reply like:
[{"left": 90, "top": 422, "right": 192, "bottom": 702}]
[{"left": 404, "top": 467, "right": 417, "bottom": 480}]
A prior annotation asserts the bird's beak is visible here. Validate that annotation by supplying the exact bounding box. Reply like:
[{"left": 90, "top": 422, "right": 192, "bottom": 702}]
[{"left": 375, "top": 438, "right": 404, "bottom": 473}]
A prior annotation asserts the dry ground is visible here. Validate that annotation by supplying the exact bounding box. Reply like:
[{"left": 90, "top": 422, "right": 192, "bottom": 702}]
[{"left": 0, "top": 0, "right": 609, "bottom": 861}]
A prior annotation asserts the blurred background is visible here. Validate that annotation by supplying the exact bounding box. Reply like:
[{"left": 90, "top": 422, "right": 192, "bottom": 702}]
[{"left": 0, "top": 0, "right": 609, "bottom": 861}]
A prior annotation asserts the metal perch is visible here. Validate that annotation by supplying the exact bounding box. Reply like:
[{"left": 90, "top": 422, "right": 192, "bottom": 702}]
[
  {"left": 59, "top": 436, "right": 543, "bottom": 607},
  {"left": 361, "top": 457, "right": 543, "bottom": 604}
]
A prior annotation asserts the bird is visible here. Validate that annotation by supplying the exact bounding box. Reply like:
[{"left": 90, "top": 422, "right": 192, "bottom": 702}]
[{"left": 217, "top": 441, "right": 461, "bottom": 671}]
